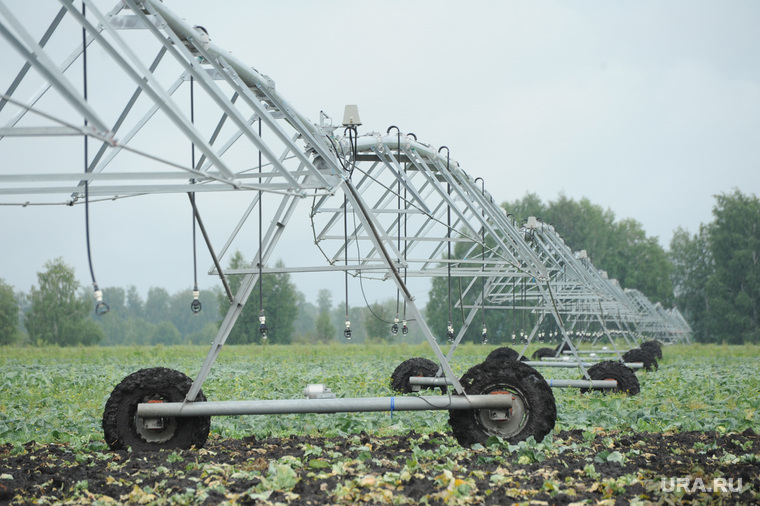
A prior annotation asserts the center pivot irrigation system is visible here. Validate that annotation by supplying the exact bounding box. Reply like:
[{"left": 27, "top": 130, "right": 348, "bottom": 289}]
[{"left": 0, "top": 0, "right": 690, "bottom": 451}]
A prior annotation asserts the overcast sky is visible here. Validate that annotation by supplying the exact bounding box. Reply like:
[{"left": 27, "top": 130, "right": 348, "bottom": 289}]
[{"left": 2, "top": 0, "right": 759, "bottom": 309}]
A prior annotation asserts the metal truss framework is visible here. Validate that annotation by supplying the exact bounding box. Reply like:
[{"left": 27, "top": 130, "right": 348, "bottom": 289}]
[{"left": 1, "top": 1, "right": 689, "bottom": 416}]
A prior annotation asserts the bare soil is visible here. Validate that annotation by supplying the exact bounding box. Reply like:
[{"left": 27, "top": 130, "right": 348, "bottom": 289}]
[{"left": 1, "top": 428, "right": 758, "bottom": 504}]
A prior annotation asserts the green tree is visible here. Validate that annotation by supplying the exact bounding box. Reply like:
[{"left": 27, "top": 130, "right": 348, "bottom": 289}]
[
  {"left": 425, "top": 276, "right": 456, "bottom": 342},
  {"left": 186, "top": 321, "right": 220, "bottom": 345},
  {"left": 426, "top": 272, "right": 531, "bottom": 345},
  {"left": 218, "top": 252, "right": 300, "bottom": 344},
  {"left": 0, "top": 279, "right": 21, "bottom": 345},
  {"left": 606, "top": 218, "right": 673, "bottom": 306},
  {"left": 24, "top": 258, "right": 104, "bottom": 346},
  {"left": 168, "top": 287, "right": 221, "bottom": 337},
  {"left": 121, "top": 317, "right": 154, "bottom": 346},
  {"left": 145, "top": 287, "right": 170, "bottom": 324},
  {"left": 669, "top": 225, "right": 713, "bottom": 341},
  {"left": 97, "top": 286, "right": 152, "bottom": 346},
  {"left": 95, "top": 285, "right": 221, "bottom": 345},
  {"left": 422, "top": 276, "right": 466, "bottom": 344},
  {"left": 125, "top": 286, "right": 145, "bottom": 320},
  {"left": 544, "top": 195, "right": 616, "bottom": 267},
  {"left": 502, "top": 193, "right": 673, "bottom": 305},
  {"left": 315, "top": 289, "right": 335, "bottom": 343},
  {"left": 292, "top": 292, "right": 318, "bottom": 343},
  {"left": 705, "top": 190, "right": 760, "bottom": 343},
  {"left": 102, "top": 287, "right": 126, "bottom": 316},
  {"left": 150, "top": 321, "right": 182, "bottom": 345},
  {"left": 503, "top": 192, "right": 547, "bottom": 225},
  {"left": 363, "top": 299, "right": 395, "bottom": 342}
]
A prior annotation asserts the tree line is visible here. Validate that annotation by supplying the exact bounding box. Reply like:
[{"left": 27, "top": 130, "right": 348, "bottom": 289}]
[
  {"left": 669, "top": 190, "right": 760, "bottom": 343},
  {"left": 1, "top": 190, "right": 757, "bottom": 346},
  {"left": 425, "top": 190, "right": 759, "bottom": 345},
  {"left": 425, "top": 193, "right": 676, "bottom": 345},
  {"left": 0, "top": 255, "right": 427, "bottom": 347}
]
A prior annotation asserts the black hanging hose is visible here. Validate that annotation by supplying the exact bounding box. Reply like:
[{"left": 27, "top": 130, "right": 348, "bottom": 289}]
[
  {"left": 342, "top": 125, "right": 360, "bottom": 339},
  {"left": 520, "top": 278, "right": 528, "bottom": 340},
  {"left": 475, "top": 177, "right": 487, "bottom": 344},
  {"left": 258, "top": 117, "right": 267, "bottom": 339},
  {"left": 82, "top": 3, "right": 108, "bottom": 316},
  {"left": 512, "top": 277, "right": 517, "bottom": 343},
  {"left": 401, "top": 132, "right": 409, "bottom": 334},
  {"left": 387, "top": 126, "right": 401, "bottom": 335},
  {"left": 346, "top": 126, "right": 358, "bottom": 179},
  {"left": 189, "top": 192, "right": 201, "bottom": 314},
  {"left": 439, "top": 146, "right": 453, "bottom": 343},
  {"left": 343, "top": 193, "right": 351, "bottom": 340},
  {"left": 189, "top": 75, "right": 201, "bottom": 314},
  {"left": 183, "top": 79, "right": 232, "bottom": 305},
  {"left": 343, "top": 160, "right": 352, "bottom": 341}
]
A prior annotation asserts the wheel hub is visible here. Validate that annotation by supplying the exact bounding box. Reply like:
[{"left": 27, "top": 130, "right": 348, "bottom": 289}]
[
  {"left": 136, "top": 415, "right": 178, "bottom": 443},
  {"left": 477, "top": 389, "right": 526, "bottom": 437},
  {"left": 135, "top": 399, "right": 178, "bottom": 444},
  {"left": 487, "top": 390, "right": 514, "bottom": 421}
]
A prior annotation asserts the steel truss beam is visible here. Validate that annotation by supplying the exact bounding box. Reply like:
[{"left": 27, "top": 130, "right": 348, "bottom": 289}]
[
  {"left": 0, "top": 0, "right": 472, "bottom": 402},
  {"left": 0, "top": 2, "right": 689, "bottom": 416}
]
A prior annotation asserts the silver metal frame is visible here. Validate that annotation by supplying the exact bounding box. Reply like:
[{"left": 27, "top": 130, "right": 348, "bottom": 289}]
[
  {"left": 0, "top": 0, "right": 473, "bottom": 419},
  {"left": 1, "top": 1, "right": 689, "bottom": 422}
]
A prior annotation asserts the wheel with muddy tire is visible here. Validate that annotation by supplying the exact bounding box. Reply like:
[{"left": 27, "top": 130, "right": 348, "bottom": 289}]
[
  {"left": 485, "top": 346, "right": 521, "bottom": 362},
  {"left": 449, "top": 359, "right": 556, "bottom": 447},
  {"left": 103, "top": 367, "right": 210, "bottom": 451},
  {"left": 622, "top": 348, "right": 658, "bottom": 372},
  {"left": 532, "top": 347, "right": 556, "bottom": 360},
  {"left": 640, "top": 340, "right": 663, "bottom": 359},
  {"left": 390, "top": 357, "right": 446, "bottom": 394},
  {"left": 580, "top": 361, "right": 640, "bottom": 395}
]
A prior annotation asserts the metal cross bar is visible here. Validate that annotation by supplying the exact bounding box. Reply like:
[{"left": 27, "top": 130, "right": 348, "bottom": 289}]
[{"left": 137, "top": 393, "right": 513, "bottom": 418}]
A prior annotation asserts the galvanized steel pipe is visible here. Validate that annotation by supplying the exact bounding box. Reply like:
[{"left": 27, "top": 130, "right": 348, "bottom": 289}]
[
  {"left": 408, "top": 376, "right": 619, "bottom": 389},
  {"left": 137, "top": 394, "right": 512, "bottom": 418}
]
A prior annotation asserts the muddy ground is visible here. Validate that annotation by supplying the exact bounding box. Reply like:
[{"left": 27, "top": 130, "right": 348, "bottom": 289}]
[{"left": 1, "top": 429, "right": 758, "bottom": 504}]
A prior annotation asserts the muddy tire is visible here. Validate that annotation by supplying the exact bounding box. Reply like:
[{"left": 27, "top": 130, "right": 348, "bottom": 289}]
[
  {"left": 555, "top": 341, "right": 572, "bottom": 354},
  {"left": 449, "top": 359, "right": 556, "bottom": 447},
  {"left": 580, "top": 361, "right": 640, "bottom": 395},
  {"left": 640, "top": 340, "right": 663, "bottom": 359},
  {"left": 485, "top": 346, "right": 520, "bottom": 362},
  {"left": 103, "top": 367, "right": 210, "bottom": 451},
  {"left": 532, "top": 347, "right": 556, "bottom": 360},
  {"left": 623, "top": 348, "right": 658, "bottom": 372},
  {"left": 390, "top": 357, "right": 446, "bottom": 394}
]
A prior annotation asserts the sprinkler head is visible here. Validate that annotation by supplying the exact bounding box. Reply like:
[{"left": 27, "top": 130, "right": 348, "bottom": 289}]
[
  {"left": 344, "top": 319, "right": 352, "bottom": 340},
  {"left": 259, "top": 311, "right": 268, "bottom": 339},
  {"left": 93, "top": 286, "right": 109, "bottom": 316},
  {"left": 190, "top": 289, "right": 202, "bottom": 314},
  {"left": 391, "top": 315, "right": 399, "bottom": 335}
]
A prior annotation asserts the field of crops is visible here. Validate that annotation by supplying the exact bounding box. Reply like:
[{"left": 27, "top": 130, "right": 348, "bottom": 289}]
[{"left": 1, "top": 342, "right": 759, "bottom": 503}]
